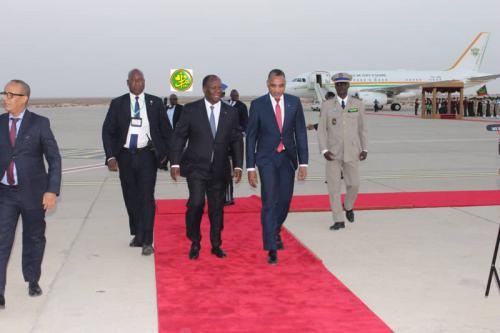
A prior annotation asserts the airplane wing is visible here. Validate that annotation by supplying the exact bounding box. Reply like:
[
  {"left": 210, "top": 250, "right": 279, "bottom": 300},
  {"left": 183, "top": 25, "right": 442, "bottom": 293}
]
[{"left": 465, "top": 74, "right": 500, "bottom": 83}]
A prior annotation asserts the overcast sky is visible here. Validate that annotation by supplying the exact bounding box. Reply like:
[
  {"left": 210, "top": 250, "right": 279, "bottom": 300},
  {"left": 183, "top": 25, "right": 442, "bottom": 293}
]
[{"left": 1, "top": 0, "right": 499, "bottom": 97}]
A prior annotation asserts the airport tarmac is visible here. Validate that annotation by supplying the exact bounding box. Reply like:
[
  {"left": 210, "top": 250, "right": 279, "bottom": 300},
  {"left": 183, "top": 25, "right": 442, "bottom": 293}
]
[{"left": 0, "top": 103, "right": 500, "bottom": 333}]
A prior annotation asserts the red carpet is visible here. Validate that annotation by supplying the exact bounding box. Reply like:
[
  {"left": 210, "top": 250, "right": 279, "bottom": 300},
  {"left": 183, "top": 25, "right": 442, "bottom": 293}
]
[
  {"left": 154, "top": 205, "right": 392, "bottom": 332},
  {"left": 289, "top": 190, "right": 500, "bottom": 212},
  {"left": 154, "top": 190, "right": 499, "bottom": 332},
  {"left": 156, "top": 190, "right": 500, "bottom": 215},
  {"left": 367, "top": 112, "right": 500, "bottom": 123}
]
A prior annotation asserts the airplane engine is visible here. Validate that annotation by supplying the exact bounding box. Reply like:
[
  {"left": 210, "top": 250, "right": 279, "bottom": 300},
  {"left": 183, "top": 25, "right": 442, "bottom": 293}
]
[{"left": 357, "top": 92, "right": 388, "bottom": 106}]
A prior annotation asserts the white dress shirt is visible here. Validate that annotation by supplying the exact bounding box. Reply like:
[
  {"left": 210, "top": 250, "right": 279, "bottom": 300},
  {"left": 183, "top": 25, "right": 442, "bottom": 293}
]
[
  {"left": 337, "top": 95, "right": 349, "bottom": 108},
  {"left": 124, "top": 92, "right": 151, "bottom": 149},
  {"left": 166, "top": 105, "right": 176, "bottom": 127},
  {"left": 205, "top": 99, "right": 221, "bottom": 131},
  {"left": 1, "top": 110, "right": 26, "bottom": 185}
]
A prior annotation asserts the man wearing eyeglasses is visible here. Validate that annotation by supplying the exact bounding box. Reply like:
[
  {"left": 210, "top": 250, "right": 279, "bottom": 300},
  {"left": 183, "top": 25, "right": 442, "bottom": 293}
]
[{"left": 0, "top": 80, "right": 61, "bottom": 309}]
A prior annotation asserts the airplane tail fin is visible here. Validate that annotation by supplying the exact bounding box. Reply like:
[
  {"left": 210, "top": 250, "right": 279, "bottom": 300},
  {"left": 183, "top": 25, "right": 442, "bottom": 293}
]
[{"left": 447, "top": 32, "right": 489, "bottom": 72}]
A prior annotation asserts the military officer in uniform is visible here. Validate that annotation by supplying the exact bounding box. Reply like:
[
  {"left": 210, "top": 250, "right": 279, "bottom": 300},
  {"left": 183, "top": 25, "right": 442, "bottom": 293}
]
[{"left": 317, "top": 73, "right": 367, "bottom": 231}]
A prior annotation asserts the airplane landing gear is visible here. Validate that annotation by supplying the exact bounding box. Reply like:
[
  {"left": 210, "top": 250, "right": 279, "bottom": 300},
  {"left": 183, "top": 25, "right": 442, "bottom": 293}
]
[{"left": 390, "top": 103, "right": 401, "bottom": 111}]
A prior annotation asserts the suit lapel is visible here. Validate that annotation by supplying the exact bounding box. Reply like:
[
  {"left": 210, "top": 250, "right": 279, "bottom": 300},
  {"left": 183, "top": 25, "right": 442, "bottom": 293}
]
[
  {"left": 15, "top": 110, "right": 31, "bottom": 149},
  {"left": 122, "top": 94, "right": 132, "bottom": 126},
  {"left": 201, "top": 100, "right": 215, "bottom": 142},
  {"left": 282, "top": 95, "right": 293, "bottom": 132},
  {"left": 345, "top": 97, "right": 354, "bottom": 111},
  {"left": 215, "top": 103, "right": 229, "bottom": 141},
  {"left": 0, "top": 114, "right": 10, "bottom": 146},
  {"left": 145, "top": 94, "right": 154, "bottom": 125}
]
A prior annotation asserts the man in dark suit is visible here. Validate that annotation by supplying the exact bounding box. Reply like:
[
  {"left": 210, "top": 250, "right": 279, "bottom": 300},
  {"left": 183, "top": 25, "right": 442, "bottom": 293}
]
[
  {"left": 102, "top": 69, "right": 171, "bottom": 256},
  {"left": 0, "top": 80, "right": 61, "bottom": 309},
  {"left": 170, "top": 75, "right": 243, "bottom": 260},
  {"left": 224, "top": 89, "right": 248, "bottom": 206},
  {"left": 246, "top": 69, "right": 308, "bottom": 264},
  {"left": 165, "top": 94, "right": 183, "bottom": 130},
  {"left": 228, "top": 89, "right": 249, "bottom": 133}
]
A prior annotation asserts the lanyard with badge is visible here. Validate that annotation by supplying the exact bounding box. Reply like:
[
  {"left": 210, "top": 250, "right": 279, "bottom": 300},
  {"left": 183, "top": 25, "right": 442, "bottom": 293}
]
[{"left": 131, "top": 117, "right": 142, "bottom": 127}]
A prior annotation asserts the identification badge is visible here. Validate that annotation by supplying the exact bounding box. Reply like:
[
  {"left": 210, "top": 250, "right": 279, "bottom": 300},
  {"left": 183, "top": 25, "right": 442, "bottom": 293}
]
[
  {"left": 331, "top": 118, "right": 336, "bottom": 125},
  {"left": 131, "top": 118, "right": 142, "bottom": 127},
  {"left": 348, "top": 108, "right": 358, "bottom": 113}
]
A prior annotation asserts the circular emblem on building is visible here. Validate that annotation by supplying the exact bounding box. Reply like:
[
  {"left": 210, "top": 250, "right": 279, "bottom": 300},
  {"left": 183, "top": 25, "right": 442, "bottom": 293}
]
[{"left": 170, "top": 69, "right": 193, "bottom": 92}]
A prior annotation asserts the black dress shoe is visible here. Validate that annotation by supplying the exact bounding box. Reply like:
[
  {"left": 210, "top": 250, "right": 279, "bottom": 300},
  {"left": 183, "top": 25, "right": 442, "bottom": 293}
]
[
  {"left": 142, "top": 245, "right": 154, "bottom": 256},
  {"left": 189, "top": 243, "right": 200, "bottom": 260},
  {"left": 329, "top": 222, "right": 345, "bottom": 230},
  {"left": 211, "top": 247, "right": 227, "bottom": 258},
  {"left": 276, "top": 234, "right": 284, "bottom": 250},
  {"left": 129, "top": 236, "right": 142, "bottom": 247},
  {"left": 345, "top": 209, "right": 355, "bottom": 223},
  {"left": 0, "top": 295, "right": 5, "bottom": 309},
  {"left": 268, "top": 250, "right": 278, "bottom": 265},
  {"left": 28, "top": 282, "right": 42, "bottom": 297},
  {"left": 224, "top": 199, "right": 235, "bottom": 206}
]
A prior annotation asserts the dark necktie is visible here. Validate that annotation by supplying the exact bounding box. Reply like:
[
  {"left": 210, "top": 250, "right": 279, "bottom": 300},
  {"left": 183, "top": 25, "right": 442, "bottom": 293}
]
[
  {"left": 209, "top": 105, "right": 216, "bottom": 138},
  {"left": 275, "top": 98, "right": 284, "bottom": 152},
  {"left": 7, "top": 118, "right": 19, "bottom": 185},
  {"left": 133, "top": 96, "right": 140, "bottom": 118},
  {"left": 129, "top": 96, "right": 139, "bottom": 151},
  {"left": 341, "top": 100, "right": 346, "bottom": 109}
]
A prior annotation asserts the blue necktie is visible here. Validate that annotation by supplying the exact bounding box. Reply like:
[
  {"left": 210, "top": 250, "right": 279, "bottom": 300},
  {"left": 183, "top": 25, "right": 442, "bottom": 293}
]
[
  {"left": 133, "top": 96, "right": 140, "bottom": 118},
  {"left": 341, "top": 100, "right": 345, "bottom": 109},
  {"left": 209, "top": 105, "right": 216, "bottom": 138},
  {"left": 129, "top": 96, "right": 140, "bottom": 151}
]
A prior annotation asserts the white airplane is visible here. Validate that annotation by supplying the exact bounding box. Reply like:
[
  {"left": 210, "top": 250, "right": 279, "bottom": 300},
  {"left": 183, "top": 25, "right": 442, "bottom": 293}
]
[{"left": 286, "top": 32, "right": 500, "bottom": 111}]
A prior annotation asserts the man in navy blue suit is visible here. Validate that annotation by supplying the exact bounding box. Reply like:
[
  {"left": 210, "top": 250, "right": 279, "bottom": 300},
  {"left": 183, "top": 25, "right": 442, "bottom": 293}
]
[
  {"left": 0, "top": 80, "right": 61, "bottom": 309},
  {"left": 246, "top": 69, "right": 308, "bottom": 264}
]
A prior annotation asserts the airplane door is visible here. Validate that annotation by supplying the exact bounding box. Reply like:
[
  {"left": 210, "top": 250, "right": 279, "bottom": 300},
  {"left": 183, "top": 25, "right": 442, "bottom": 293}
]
[
  {"left": 316, "top": 74, "right": 323, "bottom": 87},
  {"left": 310, "top": 71, "right": 331, "bottom": 89}
]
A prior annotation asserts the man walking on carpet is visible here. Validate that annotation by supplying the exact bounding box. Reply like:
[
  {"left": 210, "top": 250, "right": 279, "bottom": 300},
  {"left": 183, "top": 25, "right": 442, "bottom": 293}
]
[
  {"left": 246, "top": 69, "right": 308, "bottom": 265},
  {"left": 170, "top": 75, "right": 243, "bottom": 260}
]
